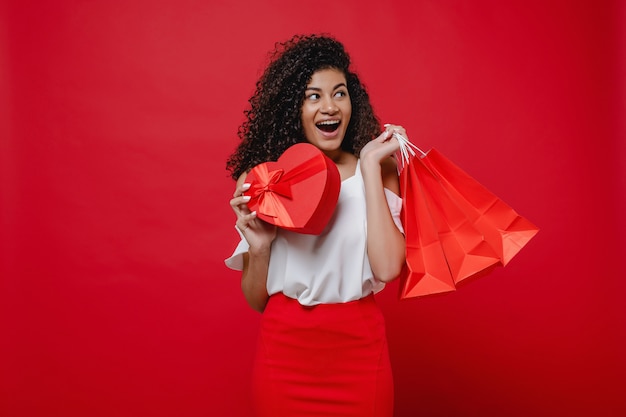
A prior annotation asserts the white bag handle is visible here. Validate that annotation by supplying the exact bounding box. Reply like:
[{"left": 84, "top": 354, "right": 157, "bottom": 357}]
[{"left": 392, "top": 132, "right": 426, "bottom": 172}]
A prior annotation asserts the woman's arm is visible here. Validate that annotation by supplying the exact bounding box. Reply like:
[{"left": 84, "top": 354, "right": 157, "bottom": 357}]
[
  {"left": 230, "top": 173, "right": 276, "bottom": 312},
  {"left": 359, "top": 126, "right": 406, "bottom": 282},
  {"left": 240, "top": 248, "right": 271, "bottom": 313}
]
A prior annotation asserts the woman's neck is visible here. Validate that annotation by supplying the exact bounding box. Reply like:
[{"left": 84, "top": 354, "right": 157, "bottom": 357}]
[{"left": 329, "top": 151, "right": 357, "bottom": 181}]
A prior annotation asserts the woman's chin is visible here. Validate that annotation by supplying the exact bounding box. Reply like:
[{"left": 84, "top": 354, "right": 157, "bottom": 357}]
[{"left": 306, "top": 130, "right": 346, "bottom": 152}]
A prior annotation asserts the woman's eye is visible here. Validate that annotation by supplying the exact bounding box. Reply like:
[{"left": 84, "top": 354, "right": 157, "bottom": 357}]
[
  {"left": 307, "top": 93, "right": 320, "bottom": 100},
  {"left": 334, "top": 90, "right": 347, "bottom": 98}
]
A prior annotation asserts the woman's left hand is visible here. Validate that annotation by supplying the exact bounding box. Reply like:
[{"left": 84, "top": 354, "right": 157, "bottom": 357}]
[{"left": 359, "top": 124, "right": 407, "bottom": 168}]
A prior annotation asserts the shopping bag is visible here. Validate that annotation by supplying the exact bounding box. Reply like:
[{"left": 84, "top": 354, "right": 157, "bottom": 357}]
[
  {"left": 412, "top": 154, "right": 503, "bottom": 284},
  {"left": 394, "top": 134, "right": 539, "bottom": 299},
  {"left": 399, "top": 157, "right": 458, "bottom": 297},
  {"left": 420, "top": 149, "right": 539, "bottom": 266}
]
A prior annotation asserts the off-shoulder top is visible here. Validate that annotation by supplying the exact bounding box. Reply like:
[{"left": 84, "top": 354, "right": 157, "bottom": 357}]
[{"left": 225, "top": 160, "right": 403, "bottom": 306}]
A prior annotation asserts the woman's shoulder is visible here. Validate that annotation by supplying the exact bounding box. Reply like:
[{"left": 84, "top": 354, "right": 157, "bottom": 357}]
[{"left": 381, "top": 157, "right": 400, "bottom": 195}]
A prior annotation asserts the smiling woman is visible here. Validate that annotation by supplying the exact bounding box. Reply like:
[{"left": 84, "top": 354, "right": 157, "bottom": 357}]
[
  {"left": 301, "top": 69, "right": 353, "bottom": 158},
  {"left": 224, "top": 34, "right": 407, "bottom": 416}
]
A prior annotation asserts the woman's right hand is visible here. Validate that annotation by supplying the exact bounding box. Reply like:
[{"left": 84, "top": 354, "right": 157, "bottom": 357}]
[{"left": 230, "top": 173, "right": 277, "bottom": 253}]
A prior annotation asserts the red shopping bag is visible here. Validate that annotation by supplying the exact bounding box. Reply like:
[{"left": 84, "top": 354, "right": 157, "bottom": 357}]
[
  {"left": 395, "top": 135, "right": 539, "bottom": 299},
  {"left": 399, "top": 158, "right": 457, "bottom": 298},
  {"left": 421, "top": 149, "right": 539, "bottom": 266},
  {"left": 413, "top": 155, "right": 503, "bottom": 284}
]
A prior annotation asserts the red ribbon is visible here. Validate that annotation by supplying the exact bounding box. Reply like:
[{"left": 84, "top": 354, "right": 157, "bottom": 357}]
[{"left": 248, "top": 155, "right": 329, "bottom": 228}]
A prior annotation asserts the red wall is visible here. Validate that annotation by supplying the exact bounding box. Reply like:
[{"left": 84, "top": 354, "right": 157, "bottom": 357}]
[{"left": 2, "top": 1, "right": 624, "bottom": 416}]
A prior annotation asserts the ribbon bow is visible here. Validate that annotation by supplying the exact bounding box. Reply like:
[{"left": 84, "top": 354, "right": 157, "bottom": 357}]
[{"left": 248, "top": 167, "right": 293, "bottom": 219}]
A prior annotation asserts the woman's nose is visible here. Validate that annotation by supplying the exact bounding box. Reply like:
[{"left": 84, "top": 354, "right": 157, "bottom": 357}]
[{"left": 321, "top": 97, "right": 338, "bottom": 113}]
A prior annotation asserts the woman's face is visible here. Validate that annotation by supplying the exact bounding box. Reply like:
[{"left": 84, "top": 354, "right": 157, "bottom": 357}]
[{"left": 301, "top": 68, "right": 352, "bottom": 156}]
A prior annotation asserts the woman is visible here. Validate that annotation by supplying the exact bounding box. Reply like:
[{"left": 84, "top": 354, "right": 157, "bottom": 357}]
[{"left": 225, "top": 34, "right": 407, "bottom": 417}]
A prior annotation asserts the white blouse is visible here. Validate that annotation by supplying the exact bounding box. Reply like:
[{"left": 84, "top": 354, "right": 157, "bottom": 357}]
[{"left": 225, "top": 160, "right": 404, "bottom": 306}]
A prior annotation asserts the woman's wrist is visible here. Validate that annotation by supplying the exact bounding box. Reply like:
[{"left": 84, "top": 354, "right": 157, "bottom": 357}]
[
  {"left": 359, "top": 154, "right": 383, "bottom": 175},
  {"left": 248, "top": 244, "right": 272, "bottom": 258}
]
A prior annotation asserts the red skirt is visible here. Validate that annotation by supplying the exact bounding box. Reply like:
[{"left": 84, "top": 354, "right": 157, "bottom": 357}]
[{"left": 253, "top": 293, "right": 393, "bottom": 417}]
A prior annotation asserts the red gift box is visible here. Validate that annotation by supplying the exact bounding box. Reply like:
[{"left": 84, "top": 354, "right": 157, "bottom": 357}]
[{"left": 244, "top": 143, "right": 341, "bottom": 235}]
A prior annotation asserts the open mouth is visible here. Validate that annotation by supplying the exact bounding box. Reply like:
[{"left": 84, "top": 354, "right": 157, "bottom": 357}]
[{"left": 316, "top": 120, "right": 341, "bottom": 133}]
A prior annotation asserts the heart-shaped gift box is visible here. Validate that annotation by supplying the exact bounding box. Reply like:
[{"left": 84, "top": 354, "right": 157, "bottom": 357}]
[{"left": 244, "top": 143, "right": 341, "bottom": 235}]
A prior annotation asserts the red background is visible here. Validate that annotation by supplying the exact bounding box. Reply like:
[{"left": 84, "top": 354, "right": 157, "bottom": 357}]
[{"left": 2, "top": 1, "right": 625, "bottom": 416}]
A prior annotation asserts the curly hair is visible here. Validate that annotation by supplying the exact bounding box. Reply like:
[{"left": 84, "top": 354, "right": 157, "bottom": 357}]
[{"left": 226, "top": 34, "right": 381, "bottom": 180}]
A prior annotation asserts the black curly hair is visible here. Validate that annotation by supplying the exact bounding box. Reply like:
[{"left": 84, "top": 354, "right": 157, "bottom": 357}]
[{"left": 226, "top": 34, "right": 381, "bottom": 180}]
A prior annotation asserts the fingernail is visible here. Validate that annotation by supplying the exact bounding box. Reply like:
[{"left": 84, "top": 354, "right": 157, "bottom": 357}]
[
  {"left": 242, "top": 183, "right": 251, "bottom": 190},
  {"left": 383, "top": 123, "right": 391, "bottom": 127},
  {"left": 251, "top": 211, "right": 257, "bottom": 217},
  {"left": 242, "top": 196, "right": 251, "bottom": 202}
]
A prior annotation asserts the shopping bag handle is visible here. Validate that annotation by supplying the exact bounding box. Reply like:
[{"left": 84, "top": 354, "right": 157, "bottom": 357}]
[{"left": 392, "top": 132, "right": 426, "bottom": 172}]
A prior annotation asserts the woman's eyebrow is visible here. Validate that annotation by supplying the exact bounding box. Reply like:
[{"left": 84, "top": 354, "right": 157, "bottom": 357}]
[{"left": 305, "top": 83, "right": 347, "bottom": 91}]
